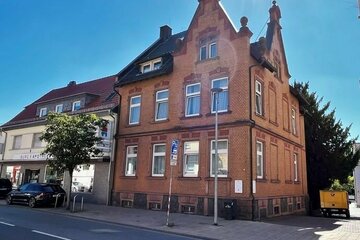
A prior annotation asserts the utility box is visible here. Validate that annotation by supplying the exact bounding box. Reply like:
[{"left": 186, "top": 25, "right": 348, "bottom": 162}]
[{"left": 320, "top": 190, "right": 350, "bottom": 218}]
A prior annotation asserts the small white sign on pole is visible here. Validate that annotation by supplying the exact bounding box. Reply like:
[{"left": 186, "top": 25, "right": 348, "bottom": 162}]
[{"left": 170, "top": 140, "right": 179, "bottom": 166}]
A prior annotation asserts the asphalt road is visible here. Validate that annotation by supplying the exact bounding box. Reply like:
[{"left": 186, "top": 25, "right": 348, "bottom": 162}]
[{"left": 0, "top": 204, "right": 200, "bottom": 240}]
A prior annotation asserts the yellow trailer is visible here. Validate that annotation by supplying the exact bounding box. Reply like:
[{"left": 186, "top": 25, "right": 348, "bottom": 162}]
[{"left": 320, "top": 190, "right": 350, "bottom": 218}]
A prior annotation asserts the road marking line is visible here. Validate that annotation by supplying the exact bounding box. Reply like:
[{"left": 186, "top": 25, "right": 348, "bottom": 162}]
[
  {"left": 0, "top": 221, "right": 15, "bottom": 227},
  {"left": 32, "top": 230, "right": 72, "bottom": 240}
]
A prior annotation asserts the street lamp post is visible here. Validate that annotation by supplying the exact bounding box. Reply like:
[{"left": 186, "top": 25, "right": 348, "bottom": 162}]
[{"left": 211, "top": 87, "right": 223, "bottom": 226}]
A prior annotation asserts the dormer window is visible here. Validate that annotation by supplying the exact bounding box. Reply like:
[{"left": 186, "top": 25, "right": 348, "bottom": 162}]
[
  {"left": 140, "top": 58, "right": 162, "bottom": 74},
  {"left": 72, "top": 101, "right": 81, "bottom": 111},
  {"left": 55, "top": 104, "right": 63, "bottom": 113},
  {"left": 39, "top": 108, "right": 47, "bottom": 117}
]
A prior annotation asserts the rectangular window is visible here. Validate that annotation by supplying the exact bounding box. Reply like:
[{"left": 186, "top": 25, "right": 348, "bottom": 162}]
[
  {"left": 155, "top": 90, "right": 168, "bottom": 121},
  {"left": 125, "top": 146, "right": 137, "bottom": 176},
  {"left": 209, "top": 42, "right": 217, "bottom": 58},
  {"left": 72, "top": 101, "right": 81, "bottom": 111},
  {"left": 153, "top": 61, "right": 162, "bottom": 70},
  {"left": 211, "top": 78, "right": 228, "bottom": 113},
  {"left": 199, "top": 45, "right": 207, "bottom": 61},
  {"left": 13, "top": 135, "right": 22, "bottom": 149},
  {"left": 32, "top": 133, "right": 43, "bottom": 148},
  {"left": 183, "top": 141, "right": 199, "bottom": 177},
  {"left": 39, "top": 108, "right": 47, "bottom": 117},
  {"left": 185, "top": 83, "right": 200, "bottom": 117},
  {"left": 152, "top": 144, "right": 166, "bottom": 176},
  {"left": 294, "top": 153, "right": 299, "bottom": 181},
  {"left": 256, "top": 141, "right": 264, "bottom": 179},
  {"left": 55, "top": 104, "right": 63, "bottom": 113},
  {"left": 291, "top": 108, "right": 297, "bottom": 135},
  {"left": 142, "top": 64, "right": 151, "bottom": 73},
  {"left": 129, "top": 96, "right": 141, "bottom": 125},
  {"left": 210, "top": 140, "right": 228, "bottom": 177},
  {"left": 255, "top": 80, "right": 263, "bottom": 115}
]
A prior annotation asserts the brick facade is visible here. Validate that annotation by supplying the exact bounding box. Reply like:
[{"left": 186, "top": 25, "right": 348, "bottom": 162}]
[{"left": 113, "top": 0, "right": 308, "bottom": 219}]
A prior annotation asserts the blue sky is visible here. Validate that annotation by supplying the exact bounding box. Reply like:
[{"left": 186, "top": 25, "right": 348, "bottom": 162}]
[{"left": 0, "top": 0, "right": 359, "bottom": 139}]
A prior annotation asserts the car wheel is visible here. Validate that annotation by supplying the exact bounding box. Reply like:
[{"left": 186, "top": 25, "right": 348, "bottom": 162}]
[
  {"left": 28, "top": 197, "right": 36, "bottom": 208},
  {"left": 6, "top": 195, "right": 12, "bottom": 205}
]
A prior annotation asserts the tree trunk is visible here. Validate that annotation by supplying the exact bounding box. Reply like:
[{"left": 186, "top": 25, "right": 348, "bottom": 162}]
[{"left": 66, "top": 170, "right": 73, "bottom": 210}]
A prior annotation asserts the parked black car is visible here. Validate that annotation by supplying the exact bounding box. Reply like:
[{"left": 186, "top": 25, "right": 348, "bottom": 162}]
[
  {"left": 6, "top": 183, "right": 66, "bottom": 208},
  {"left": 0, "top": 178, "right": 12, "bottom": 198}
]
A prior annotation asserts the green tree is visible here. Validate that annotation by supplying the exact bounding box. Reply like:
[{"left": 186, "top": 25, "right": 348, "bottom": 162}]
[
  {"left": 40, "top": 112, "right": 106, "bottom": 209},
  {"left": 294, "top": 82, "right": 360, "bottom": 210}
]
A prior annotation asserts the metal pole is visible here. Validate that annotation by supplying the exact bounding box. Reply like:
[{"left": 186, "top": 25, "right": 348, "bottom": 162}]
[
  {"left": 166, "top": 166, "right": 173, "bottom": 226},
  {"left": 214, "top": 91, "right": 219, "bottom": 226}
]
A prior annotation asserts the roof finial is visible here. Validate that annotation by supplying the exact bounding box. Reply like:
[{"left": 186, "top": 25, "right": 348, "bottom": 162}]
[{"left": 272, "top": 0, "right": 276, "bottom": 6}]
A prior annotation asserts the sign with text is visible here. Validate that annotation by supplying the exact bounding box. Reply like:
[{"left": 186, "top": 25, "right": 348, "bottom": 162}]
[{"left": 170, "top": 139, "right": 179, "bottom": 166}]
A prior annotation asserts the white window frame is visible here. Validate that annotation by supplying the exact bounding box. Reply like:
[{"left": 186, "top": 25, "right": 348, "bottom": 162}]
[
  {"left": 125, "top": 146, "right": 138, "bottom": 176},
  {"left": 13, "top": 135, "right": 22, "bottom": 150},
  {"left": 210, "top": 139, "right": 228, "bottom": 177},
  {"left": 209, "top": 42, "right": 217, "bottom": 59},
  {"left": 72, "top": 101, "right": 81, "bottom": 111},
  {"left": 152, "top": 143, "right": 166, "bottom": 177},
  {"left": 255, "top": 80, "right": 263, "bottom": 115},
  {"left": 211, "top": 77, "right": 229, "bottom": 113},
  {"left": 183, "top": 141, "right": 199, "bottom": 177},
  {"left": 129, "top": 95, "right": 141, "bottom": 125},
  {"left": 294, "top": 153, "right": 299, "bottom": 181},
  {"left": 39, "top": 107, "right": 47, "bottom": 117},
  {"left": 199, "top": 45, "right": 207, "bottom": 61},
  {"left": 185, "top": 83, "right": 201, "bottom": 117},
  {"left": 55, "top": 104, "right": 63, "bottom": 113},
  {"left": 256, "top": 141, "right": 264, "bottom": 179},
  {"left": 141, "top": 58, "right": 162, "bottom": 73},
  {"left": 291, "top": 108, "right": 297, "bottom": 135},
  {"left": 155, "top": 89, "right": 169, "bottom": 121}
]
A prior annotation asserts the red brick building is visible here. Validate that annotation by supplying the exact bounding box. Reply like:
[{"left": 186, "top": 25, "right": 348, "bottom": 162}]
[{"left": 113, "top": 0, "right": 308, "bottom": 219}]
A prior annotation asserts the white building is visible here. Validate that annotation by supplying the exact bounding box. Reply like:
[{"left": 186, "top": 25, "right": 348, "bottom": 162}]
[{"left": 0, "top": 76, "right": 119, "bottom": 204}]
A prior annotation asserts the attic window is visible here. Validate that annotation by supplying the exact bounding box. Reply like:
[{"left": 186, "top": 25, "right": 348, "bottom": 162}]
[
  {"left": 39, "top": 108, "right": 48, "bottom": 117},
  {"left": 199, "top": 37, "right": 218, "bottom": 61},
  {"left": 140, "top": 58, "right": 162, "bottom": 74},
  {"left": 72, "top": 101, "right": 81, "bottom": 111}
]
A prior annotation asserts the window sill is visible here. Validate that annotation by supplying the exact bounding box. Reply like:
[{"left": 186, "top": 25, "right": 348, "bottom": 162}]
[
  {"left": 270, "top": 179, "right": 281, "bottom": 184},
  {"left": 180, "top": 114, "right": 203, "bottom": 120},
  {"left": 294, "top": 181, "right": 301, "bottom": 184},
  {"left": 205, "top": 110, "right": 232, "bottom": 117},
  {"left": 119, "top": 176, "right": 138, "bottom": 179},
  {"left": 255, "top": 113, "right": 266, "bottom": 120},
  {"left": 285, "top": 180, "right": 293, "bottom": 184},
  {"left": 127, "top": 123, "right": 141, "bottom": 128},
  {"left": 256, "top": 178, "right": 267, "bottom": 183},
  {"left": 196, "top": 56, "right": 220, "bottom": 64},
  {"left": 269, "top": 120, "right": 279, "bottom": 127},
  {"left": 152, "top": 119, "right": 169, "bottom": 124},
  {"left": 146, "top": 176, "right": 167, "bottom": 180},
  {"left": 204, "top": 177, "right": 231, "bottom": 181},
  {"left": 177, "top": 177, "right": 201, "bottom": 181}
]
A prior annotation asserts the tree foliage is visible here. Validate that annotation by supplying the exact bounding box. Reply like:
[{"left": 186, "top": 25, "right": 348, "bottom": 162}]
[
  {"left": 294, "top": 82, "right": 360, "bottom": 209},
  {"left": 40, "top": 112, "right": 107, "bottom": 209}
]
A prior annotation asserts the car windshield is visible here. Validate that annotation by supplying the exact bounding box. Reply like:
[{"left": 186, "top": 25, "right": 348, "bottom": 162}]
[{"left": 42, "top": 186, "right": 54, "bottom": 192}]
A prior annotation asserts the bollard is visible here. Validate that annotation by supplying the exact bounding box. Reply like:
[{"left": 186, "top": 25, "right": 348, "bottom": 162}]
[{"left": 72, "top": 194, "right": 78, "bottom": 212}]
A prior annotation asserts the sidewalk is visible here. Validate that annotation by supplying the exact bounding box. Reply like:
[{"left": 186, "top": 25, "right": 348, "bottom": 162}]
[{"left": 37, "top": 201, "right": 360, "bottom": 240}]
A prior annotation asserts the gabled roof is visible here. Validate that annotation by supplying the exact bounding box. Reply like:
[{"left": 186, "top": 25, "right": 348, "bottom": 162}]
[
  {"left": 115, "top": 31, "right": 187, "bottom": 87},
  {"left": 2, "top": 75, "right": 118, "bottom": 128}
]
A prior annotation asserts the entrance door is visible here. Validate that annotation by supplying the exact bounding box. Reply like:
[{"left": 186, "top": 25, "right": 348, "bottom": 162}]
[{"left": 24, "top": 169, "right": 40, "bottom": 184}]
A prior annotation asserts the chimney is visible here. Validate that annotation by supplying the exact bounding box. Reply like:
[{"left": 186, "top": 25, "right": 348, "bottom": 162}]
[
  {"left": 160, "top": 25, "right": 172, "bottom": 40},
  {"left": 67, "top": 81, "right": 76, "bottom": 87}
]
